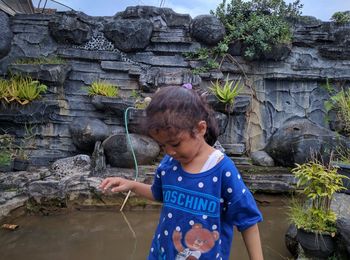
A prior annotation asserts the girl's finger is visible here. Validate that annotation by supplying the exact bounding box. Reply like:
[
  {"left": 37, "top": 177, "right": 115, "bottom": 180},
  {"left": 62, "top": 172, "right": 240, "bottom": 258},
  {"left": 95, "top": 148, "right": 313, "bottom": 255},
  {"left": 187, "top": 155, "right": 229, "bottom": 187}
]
[
  {"left": 103, "top": 181, "right": 117, "bottom": 191},
  {"left": 99, "top": 178, "right": 110, "bottom": 188},
  {"left": 111, "top": 184, "right": 127, "bottom": 193}
]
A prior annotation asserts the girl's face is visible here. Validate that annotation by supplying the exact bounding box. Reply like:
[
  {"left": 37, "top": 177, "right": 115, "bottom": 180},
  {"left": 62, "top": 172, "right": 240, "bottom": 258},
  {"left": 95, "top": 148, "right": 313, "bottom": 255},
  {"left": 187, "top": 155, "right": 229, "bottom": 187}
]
[{"left": 150, "top": 122, "right": 207, "bottom": 165}]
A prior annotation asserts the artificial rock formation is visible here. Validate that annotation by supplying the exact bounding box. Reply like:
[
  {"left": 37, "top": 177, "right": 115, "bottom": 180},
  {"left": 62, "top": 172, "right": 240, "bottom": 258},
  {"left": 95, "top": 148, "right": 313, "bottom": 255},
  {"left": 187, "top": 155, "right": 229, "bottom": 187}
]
[{"left": 0, "top": 6, "right": 349, "bottom": 168}]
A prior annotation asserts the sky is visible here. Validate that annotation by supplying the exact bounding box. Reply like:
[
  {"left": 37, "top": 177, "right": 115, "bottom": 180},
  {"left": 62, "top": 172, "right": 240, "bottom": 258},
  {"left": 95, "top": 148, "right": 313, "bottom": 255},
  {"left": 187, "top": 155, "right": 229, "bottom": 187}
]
[{"left": 32, "top": 0, "right": 350, "bottom": 21}]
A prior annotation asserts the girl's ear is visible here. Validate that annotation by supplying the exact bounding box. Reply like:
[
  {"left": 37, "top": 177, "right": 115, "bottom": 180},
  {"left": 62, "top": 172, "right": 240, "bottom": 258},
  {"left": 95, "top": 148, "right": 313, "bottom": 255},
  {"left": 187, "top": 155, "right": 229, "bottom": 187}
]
[{"left": 195, "top": 120, "right": 207, "bottom": 137}]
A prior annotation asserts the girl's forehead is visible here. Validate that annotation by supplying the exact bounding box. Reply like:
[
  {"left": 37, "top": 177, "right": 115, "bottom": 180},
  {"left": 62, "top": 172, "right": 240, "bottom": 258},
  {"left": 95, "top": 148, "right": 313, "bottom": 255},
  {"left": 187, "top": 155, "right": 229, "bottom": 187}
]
[{"left": 151, "top": 129, "right": 186, "bottom": 142}]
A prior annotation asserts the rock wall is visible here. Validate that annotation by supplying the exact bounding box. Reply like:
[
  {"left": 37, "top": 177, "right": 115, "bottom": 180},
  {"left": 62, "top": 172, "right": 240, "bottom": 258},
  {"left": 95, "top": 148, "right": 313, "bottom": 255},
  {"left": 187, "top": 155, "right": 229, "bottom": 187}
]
[{"left": 0, "top": 6, "right": 349, "bottom": 167}]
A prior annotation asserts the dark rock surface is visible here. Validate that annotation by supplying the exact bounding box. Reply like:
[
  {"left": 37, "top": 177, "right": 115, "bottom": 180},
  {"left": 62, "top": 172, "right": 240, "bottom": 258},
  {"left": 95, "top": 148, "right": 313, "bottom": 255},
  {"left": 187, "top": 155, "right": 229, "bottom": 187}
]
[
  {"left": 8, "top": 64, "right": 72, "bottom": 85},
  {"left": 69, "top": 117, "right": 110, "bottom": 152},
  {"left": 103, "top": 18, "right": 153, "bottom": 52},
  {"left": 0, "top": 11, "right": 13, "bottom": 59},
  {"left": 251, "top": 151, "right": 275, "bottom": 167},
  {"left": 102, "top": 133, "right": 160, "bottom": 168},
  {"left": 0, "top": 100, "right": 60, "bottom": 124},
  {"left": 48, "top": 12, "right": 92, "bottom": 44},
  {"left": 116, "top": 6, "right": 192, "bottom": 28},
  {"left": 90, "top": 96, "right": 135, "bottom": 117},
  {"left": 332, "top": 193, "right": 350, "bottom": 258},
  {"left": 265, "top": 118, "right": 348, "bottom": 167},
  {"left": 90, "top": 141, "right": 106, "bottom": 177},
  {"left": 191, "top": 15, "right": 225, "bottom": 46}
]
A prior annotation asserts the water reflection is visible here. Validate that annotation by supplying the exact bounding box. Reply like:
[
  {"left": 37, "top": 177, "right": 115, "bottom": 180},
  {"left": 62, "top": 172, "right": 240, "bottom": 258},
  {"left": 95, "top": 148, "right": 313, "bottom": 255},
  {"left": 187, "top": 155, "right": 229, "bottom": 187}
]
[{"left": 0, "top": 196, "right": 292, "bottom": 260}]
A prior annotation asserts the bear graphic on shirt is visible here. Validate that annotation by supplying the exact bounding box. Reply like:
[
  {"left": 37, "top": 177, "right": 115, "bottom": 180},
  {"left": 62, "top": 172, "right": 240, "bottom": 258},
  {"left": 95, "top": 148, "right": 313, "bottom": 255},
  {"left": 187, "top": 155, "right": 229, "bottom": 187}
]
[{"left": 172, "top": 223, "right": 219, "bottom": 260}]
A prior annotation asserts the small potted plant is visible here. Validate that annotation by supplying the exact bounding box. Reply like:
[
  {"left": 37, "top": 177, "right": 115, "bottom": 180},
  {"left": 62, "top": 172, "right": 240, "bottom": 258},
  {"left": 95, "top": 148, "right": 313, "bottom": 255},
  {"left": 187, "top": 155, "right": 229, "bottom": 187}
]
[
  {"left": 88, "top": 80, "right": 136, "bottom": 116},
  {"left": 288, "top": 160, "right": 348, "bottom": 258}
]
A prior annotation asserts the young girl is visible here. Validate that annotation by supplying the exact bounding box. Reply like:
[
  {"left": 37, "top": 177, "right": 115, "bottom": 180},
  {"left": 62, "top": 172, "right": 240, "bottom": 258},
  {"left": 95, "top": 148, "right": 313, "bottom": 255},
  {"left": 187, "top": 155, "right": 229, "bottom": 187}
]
[{"left": 100, "top": 85, "right": 263, "bottom": 260}]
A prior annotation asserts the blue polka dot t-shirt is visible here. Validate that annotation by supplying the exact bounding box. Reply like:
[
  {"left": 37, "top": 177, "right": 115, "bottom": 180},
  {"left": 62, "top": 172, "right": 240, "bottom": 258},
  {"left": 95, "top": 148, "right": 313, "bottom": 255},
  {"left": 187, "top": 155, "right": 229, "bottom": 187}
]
[{"left": 148, "top": 155, "right": 263, "bottom": 260}]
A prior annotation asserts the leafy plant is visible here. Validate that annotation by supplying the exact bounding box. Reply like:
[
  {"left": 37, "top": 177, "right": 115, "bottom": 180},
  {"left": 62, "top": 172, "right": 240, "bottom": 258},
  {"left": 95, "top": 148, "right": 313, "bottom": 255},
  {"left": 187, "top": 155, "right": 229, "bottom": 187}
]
[
  {"left": 333, "top": 145, "right": 350, "bottom": 164},
  {"left": 331, "top": 11, "right": 350, "bottom": 25},
  {"left": 209, "top": 75, "right": 242, "bottom": 112},
  {"left": 211, "top": 0, "right": 302, "bottom": 59},
  {"left": 324, "top": 80, "right": 350, "bottom": 135},
  {"left": 289, "top": 198, "right": 337, "bottom": 234},
  {"left": 0, "top": 76, "right": 47, "bottom": 105},
  {"left": 0, "top": 134, "right": 15, "bottom": 167},
  {"left": 0, "top": 78, "right": 8, "bottom": 100},
  {"left": 0, "top": 150, "right": 12, "bottom": 166},
  {"left": 289, "top": 161, "right": 348, "bottom": 234},
  {"left": 88, "top": 81, "right": 119, "bottom": 97},
  {"left": 16, "top": 78, "right": 47, "bottom": 105},
  {"left": 0, "top": 134, "right": 14, "bottom": 151}
]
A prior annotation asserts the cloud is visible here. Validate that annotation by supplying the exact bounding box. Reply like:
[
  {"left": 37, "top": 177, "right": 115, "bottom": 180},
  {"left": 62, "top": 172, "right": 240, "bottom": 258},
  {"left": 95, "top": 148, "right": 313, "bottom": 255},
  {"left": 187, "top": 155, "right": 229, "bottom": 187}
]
[{"left": 32, "top": 0, "right": 350, "bottom": 20}]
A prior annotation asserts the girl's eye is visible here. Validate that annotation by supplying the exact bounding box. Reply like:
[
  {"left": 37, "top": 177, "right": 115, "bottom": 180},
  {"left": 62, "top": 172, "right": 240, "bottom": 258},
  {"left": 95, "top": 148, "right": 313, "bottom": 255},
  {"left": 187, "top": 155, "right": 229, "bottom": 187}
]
[{"left": 171, "top": 142, "right": 180, "bottom": 147}]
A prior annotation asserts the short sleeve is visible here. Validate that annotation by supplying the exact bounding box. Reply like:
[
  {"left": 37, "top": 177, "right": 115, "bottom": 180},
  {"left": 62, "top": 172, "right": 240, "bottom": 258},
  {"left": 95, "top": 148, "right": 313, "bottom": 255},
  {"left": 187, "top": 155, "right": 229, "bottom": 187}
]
[
  {"left": 151, "top": 156, "right": 169, "bottom": 202},
  {"left": 225, "top": 191, "right": 263, "bottom": 231},
  {"left": 221, "top": 160, "right": 263, "bottom": 231}
]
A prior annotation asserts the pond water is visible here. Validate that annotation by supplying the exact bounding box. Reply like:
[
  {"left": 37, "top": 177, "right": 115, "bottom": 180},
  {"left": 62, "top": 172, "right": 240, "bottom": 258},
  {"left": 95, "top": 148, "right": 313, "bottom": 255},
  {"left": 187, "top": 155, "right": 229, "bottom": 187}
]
[{"left": 0, "top": 195, "right": 292, "bottom": 260}]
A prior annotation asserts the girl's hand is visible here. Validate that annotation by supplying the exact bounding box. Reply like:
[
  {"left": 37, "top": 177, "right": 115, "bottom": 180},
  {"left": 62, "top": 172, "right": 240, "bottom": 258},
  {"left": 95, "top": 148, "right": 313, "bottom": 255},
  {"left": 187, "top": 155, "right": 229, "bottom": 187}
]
[{"left": 99, "top": 177, "right": 134, "bottom": 193}]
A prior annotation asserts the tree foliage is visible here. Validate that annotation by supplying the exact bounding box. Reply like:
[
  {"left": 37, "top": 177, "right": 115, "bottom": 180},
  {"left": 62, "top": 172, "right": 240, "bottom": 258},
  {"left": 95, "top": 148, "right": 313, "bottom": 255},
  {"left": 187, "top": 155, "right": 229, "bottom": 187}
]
[
  {"left": 211, "top": 0, "right": 303, "bottom": 59},
  {"left": 331, "top": 11, "right": 350, "bottom": 25}
]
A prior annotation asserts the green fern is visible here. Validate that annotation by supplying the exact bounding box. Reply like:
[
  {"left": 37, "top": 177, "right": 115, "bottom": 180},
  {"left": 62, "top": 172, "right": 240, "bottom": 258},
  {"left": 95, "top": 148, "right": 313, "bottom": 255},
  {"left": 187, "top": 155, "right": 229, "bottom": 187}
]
[
  {"left": 17, "top": 79, "right": 47, "bottom": 104},
  {"left": 88, "top": 81, "right": 119, "bottom": 97},
  {"left": 0, "top": 76, "right": 47, "bottom": 105},
  {"left": 210, "top": 75, "right": 242, "bottom": 112}
]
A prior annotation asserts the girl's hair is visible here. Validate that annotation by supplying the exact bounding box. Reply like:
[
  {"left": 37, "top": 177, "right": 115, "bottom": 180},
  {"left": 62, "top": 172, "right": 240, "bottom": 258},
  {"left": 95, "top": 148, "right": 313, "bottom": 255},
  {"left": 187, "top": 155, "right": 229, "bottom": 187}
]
[{"left": 144, "top": 86, "right": 219, "bottom": 146}]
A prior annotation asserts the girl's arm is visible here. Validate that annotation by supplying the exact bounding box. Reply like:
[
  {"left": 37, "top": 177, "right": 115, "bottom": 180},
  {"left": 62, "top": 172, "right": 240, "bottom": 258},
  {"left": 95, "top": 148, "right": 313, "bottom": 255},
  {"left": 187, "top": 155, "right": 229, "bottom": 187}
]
[
  {"left": 99, "top": 177, "right": 154, "bottom": 201},
  {"left": 241, "top": 223, "right": 264, "bottom": 260}
]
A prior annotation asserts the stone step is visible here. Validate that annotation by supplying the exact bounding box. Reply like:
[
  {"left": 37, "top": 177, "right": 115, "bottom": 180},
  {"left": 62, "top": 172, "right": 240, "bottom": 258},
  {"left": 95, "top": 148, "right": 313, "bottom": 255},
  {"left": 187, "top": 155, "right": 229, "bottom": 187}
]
[
  {"left": 58, "top": 48, "right": 122, "bottom": 61},
  {"left": 230, "top": 156, "right": 252, "bottom": 165},
  {"left": 222, "top": 143, "right": 245, "bottom": 156},
  {"left": 146, "top": 42, "right": 200, "bottom": 54}
]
